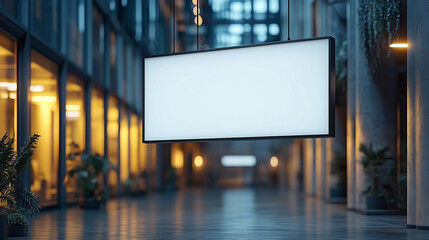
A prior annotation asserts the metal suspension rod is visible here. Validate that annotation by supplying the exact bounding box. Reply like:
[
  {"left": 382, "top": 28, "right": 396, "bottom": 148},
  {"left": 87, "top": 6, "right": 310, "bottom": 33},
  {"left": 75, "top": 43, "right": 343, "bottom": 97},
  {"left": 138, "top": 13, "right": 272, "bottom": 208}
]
[
  {"left": 288, "top": 0, "right": 290, "bottom": 40},
  {"left": 196, "top": 0, "right": 200, "bottom": 50}
]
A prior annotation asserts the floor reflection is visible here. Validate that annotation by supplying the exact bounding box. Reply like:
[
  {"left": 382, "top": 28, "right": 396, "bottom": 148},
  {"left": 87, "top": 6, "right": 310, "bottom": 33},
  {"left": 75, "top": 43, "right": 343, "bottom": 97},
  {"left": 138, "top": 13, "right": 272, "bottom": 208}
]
[{"left": 19, "top": 188, "right": 428, "bottom": 239}]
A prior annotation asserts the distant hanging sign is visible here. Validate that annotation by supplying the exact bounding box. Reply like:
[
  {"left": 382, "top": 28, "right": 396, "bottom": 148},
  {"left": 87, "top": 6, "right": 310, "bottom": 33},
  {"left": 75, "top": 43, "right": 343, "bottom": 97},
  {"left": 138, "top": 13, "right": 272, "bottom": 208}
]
[{"left": 143, "top": 37, "right": 335, "bottom": 143}]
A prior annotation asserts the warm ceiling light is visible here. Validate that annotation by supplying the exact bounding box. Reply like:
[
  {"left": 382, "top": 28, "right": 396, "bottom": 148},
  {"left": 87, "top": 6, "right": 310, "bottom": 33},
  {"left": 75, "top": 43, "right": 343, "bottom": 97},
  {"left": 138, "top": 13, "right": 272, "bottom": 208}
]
[
  {"left": 194, "top": 15, "right": 203, "bottom": 25},
  {"left": 194, "top": 155, "right": 203, "bottom": 168},
  {"left": 0, "top": 82, "right": 17, "bottom": 91},
  {"left": 30, "top": 85, "right": 45, "bottom": 92},
  {"left": 66, "top": 105, "right": 81, "bottom": 111},
  {"left": 270, "top": 156, "right": 278, "bottom": 168},
  {"left": 66, "top": 110, "right": 81, "bottom": 119},
  {"left": 31, "top": 96, "right": 56, "bottom": 102},
  {"left": 1, "top": 93, "right": 9, "bottom": 99},
  {"left": 389, "top": 43, "right": 408, "bottom": 48},
  {"left": 193, "top": 6, "right": 200, "bottom": 15},
  {"left": 9, "top": 93, "right": 16, "bottom": 99}
]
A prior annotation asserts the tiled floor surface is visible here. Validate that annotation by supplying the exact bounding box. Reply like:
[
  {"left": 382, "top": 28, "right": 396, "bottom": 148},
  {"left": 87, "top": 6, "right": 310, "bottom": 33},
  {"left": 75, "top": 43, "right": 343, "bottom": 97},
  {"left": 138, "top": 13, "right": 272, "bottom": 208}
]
[{"left": 15, "top": 188, "right": 429, "bottom": 239}]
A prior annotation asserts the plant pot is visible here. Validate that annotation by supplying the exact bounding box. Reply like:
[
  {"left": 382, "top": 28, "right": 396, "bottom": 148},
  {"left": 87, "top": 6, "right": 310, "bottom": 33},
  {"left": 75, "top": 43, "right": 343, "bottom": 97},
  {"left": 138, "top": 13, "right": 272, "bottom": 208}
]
[
  {"left": 78, "top": 198, "right": 101, "bottom": 209},
  {"left": 7, "top": 224, "right": 28, "bottom": 237},
  {"left": 0, "top": 214, "right": 7, "bottom": 240},
  {"left": 366, "top": 195, "right": 386, "bottom": 209},
  {"left": 330, "top": 187, "right": 346, "bottom": 198}
]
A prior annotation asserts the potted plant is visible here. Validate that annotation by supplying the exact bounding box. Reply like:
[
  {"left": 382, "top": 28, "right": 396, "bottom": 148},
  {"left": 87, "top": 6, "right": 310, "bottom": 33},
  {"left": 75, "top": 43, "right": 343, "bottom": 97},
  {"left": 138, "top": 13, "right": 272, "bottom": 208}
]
[
  {"left": 0, "top": 133, "right": 41, "bottom": 238},
  {"left": 330, "top": 153, "right": 347, "bottom": 200},
  {"left": 67, "top": 154, "right": 113, "bottom": 209},
  {"left": 359, "top": 143, "right": 394, "bottom": 209}
]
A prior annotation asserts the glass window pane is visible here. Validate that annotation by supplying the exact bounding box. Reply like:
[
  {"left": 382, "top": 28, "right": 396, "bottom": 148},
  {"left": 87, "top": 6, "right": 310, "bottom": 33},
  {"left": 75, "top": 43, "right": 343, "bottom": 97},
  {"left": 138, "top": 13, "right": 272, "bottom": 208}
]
[
  {"left": 91, "top": 88, "right": 104, "bottom": 156},
  {"left": 93, "top": 7, "right": 105, "bottom": 82},
  {"left": 120, "top": 107, "right": 129, "bottom": 186},
  {"left": 107, "top": 96, "right": 119, "bottom": 195},
  {"left": 122, "top": 42, "right": 127, "bottom": 98},
  {"left": 68, "top": 0, "right": 85, "bottom": 67},
  {"left": 65, "top": 74, "right": 86, "bottom": 203},
  {"left": 110, "top": 31, "right": 117, "bottom": 90},
  {"left": 0, "top": 0, "right": 22, "bottom": 20},
  {"left": 130, "top": 113, "right": 139, "bottom": 192},
  {"left": 0, "top": 31, "right": 17, "bottom": 148},
  {"left": 32, "top": 0, "right": 60, "bottom": 49},
  {"left": 30, "top": 51, "right": 59, "bottom": 207}
]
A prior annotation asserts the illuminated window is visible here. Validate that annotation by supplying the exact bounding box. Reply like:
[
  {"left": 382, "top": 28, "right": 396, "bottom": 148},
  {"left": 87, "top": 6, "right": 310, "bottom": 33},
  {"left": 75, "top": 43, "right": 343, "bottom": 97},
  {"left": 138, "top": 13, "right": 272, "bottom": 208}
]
[
  {"left": 91, "top": 87, "right": 104, "bottom": 156},
  {"left": 120, "top": 107, "right": 129, "bottom": 184},
  {"left": 130, "top": 113, "right": 139, "bottom": 181},
  {"left": 107, "top": 96, "right": 119, "bottom": 195},
  {"left": 0, "top": 31, "right": 17, "bottom": 148},
  {"left": 65, "top": 74, "right": 86, "bottom": 203},
  {"left": 30, "top": 51, "right": 59, "bottom": 207}
]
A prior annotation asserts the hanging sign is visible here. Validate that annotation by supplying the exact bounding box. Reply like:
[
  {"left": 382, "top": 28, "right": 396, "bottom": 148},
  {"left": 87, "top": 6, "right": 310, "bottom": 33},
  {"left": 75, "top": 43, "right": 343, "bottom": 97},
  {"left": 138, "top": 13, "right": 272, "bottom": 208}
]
[{"left": 143, "top": 37, "right": 335, "bottom": 143}]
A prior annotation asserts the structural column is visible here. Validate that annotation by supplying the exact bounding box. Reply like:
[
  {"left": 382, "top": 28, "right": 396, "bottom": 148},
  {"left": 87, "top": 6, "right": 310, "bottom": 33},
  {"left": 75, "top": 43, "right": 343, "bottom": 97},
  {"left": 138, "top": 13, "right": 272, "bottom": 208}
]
[
  {"left": 346, "top": 0, "right": 357, "bottom": 210},
  {"left": 409, "top": 0, "right": 429, "bottom": 229},
  {"left": 406, "top": 0, "right": 416, "bottom": 228}
]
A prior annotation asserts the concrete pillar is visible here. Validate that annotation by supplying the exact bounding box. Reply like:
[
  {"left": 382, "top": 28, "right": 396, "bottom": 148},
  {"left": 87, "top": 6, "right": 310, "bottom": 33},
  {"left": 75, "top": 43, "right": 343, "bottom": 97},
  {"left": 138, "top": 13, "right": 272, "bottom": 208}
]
[
  {"left": 406, "top": 0, "right": 416, "bottom": 228},
  {"left": 354, "top": 1, "right": 398, "bottom": 211},
  {"left": 346, "top": 0, "right": 357, "bottom": 210},
  {"left": 409, "top": 0, "right": 429, "bottom": 229}
]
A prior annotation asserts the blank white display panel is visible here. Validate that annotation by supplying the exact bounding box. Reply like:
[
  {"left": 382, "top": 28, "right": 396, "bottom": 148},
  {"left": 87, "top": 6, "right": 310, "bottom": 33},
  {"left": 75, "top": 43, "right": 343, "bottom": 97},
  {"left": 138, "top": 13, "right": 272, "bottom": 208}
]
[{"left": 144, "top": 37, "right": 334, "bottom": 142}]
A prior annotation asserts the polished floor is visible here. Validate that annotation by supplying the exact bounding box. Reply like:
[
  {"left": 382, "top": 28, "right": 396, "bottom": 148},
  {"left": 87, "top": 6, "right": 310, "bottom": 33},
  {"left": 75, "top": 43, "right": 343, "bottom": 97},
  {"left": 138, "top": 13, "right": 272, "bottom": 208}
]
[{"left": 18, "top": 188, "right": 428, "bottom": 239}]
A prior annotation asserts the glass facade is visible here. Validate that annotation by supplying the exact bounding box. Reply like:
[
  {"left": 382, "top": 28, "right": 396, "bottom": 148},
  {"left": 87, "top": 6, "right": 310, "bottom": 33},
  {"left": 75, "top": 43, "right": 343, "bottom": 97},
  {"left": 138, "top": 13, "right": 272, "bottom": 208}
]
[
  {"left": 110, "top": 31, "right": 117, "bottom": 90},
  {"left": 91, "top": 87, "right": 104, "bottom": 156},
  {"left": 120, "top": 107, "right": 129, "bottom": 186},
  {"left": 65, "top": 74, "right": 86, "bottom": 203},
  {"left": 93, "top": 7, "right": 105, "bottom": 83},
  {"left": 0, "top": 0, "right": 167, "bottom": 207},
  {"left": 130, "top": 113, "right": 139, "bottom": 190},
  {"left": 68, "top": 0, "right": 86, "bottom": 67},
  {"left": 107, "top": 96, "right": 119, "bottom": 195},
  {"left": 32, "top": 0, "right": 60, "bottom": 49},
  {"left": 0, "top": 32, "right": 16, "bottom": 145},
  {"left": 30, "top": 51, "right": 59, "bottom": 207}
]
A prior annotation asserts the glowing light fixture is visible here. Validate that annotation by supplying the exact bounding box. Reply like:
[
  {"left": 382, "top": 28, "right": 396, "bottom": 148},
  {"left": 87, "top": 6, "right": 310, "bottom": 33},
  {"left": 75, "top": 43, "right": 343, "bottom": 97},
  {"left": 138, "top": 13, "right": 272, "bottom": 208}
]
[
  {"left": 389, "top": 43, "right": 408, "bottom": 48},
  {"left": 0, "top": 93, "right": 8, "bottom": 99},
  {"left": 9, "top": 93, "right": 16, "bottom": 99},
  {"left": 30, "top": 85, "right": 45, "bottom": 92},
  {"left": 193, "top": 6, "right": 200, "bottom": 15},
  {"left": 31, "top": 96, "right": 57, "bottom": 102},
  {"left": 66, "top": 111, "right": 81, "bottom": 119},
  {"left": 194, "top": 16, "right": 203, "bottom": 25},
  {"left": 194, "top": 155, "right": 203, "bottom": 168},
  {"left": 0, "top": 82, "right": 17, "bottom": 91},
  {"left": 66, "top": 105, "right": 81, "bottom": 111},
  {"left": 221, "top": 155, "right": 257, "bottom": 167},
  {"left": 270, "top": 156, "right": 278, "bottom": 168}
]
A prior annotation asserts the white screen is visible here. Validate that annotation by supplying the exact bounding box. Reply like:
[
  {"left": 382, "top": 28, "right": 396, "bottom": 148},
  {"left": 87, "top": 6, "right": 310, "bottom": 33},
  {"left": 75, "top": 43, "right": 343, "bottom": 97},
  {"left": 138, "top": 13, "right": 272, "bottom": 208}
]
[{"left": 144, "top": 38, "right": 332, "bottom": 142}]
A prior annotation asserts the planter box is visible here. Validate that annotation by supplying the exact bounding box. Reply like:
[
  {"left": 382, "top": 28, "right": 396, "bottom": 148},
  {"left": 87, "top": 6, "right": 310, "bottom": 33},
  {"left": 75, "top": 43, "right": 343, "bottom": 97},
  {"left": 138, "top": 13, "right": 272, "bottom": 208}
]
[
  {"left": 0, "top": 214, "right": 7, "bottom": 240},
  {"left": 78, "top": 198, "right": 101, "bottom": 209},
  {"left": 366, "top": 195, "right": 386, "bottom": 209},
  {"left": 7, "top": 224, "right": 28, "bottom": 237}
]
